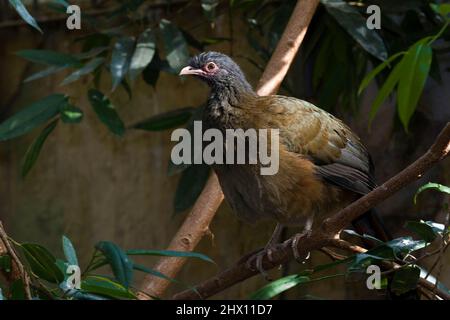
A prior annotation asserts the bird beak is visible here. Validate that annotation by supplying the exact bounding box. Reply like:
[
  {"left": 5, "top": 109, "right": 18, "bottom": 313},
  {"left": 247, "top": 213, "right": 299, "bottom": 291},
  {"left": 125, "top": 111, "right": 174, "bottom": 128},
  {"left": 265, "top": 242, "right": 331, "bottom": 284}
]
[{"left": 179, "top": 66, "right": 204, "bottom": 76}]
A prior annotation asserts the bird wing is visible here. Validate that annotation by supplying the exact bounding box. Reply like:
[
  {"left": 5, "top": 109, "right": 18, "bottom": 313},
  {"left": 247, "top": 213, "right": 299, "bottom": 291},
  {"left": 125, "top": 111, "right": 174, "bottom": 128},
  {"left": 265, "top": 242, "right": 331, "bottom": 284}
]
[{"left": 254, "top": 95, "right": 375, "bottom": 195}]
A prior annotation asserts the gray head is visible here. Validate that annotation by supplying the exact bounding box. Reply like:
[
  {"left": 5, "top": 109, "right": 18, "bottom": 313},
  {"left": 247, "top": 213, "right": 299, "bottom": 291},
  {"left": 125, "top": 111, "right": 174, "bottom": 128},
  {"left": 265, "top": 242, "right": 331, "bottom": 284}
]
[{"left": 179, "top": 52, "right": 253, "bottom": 93}]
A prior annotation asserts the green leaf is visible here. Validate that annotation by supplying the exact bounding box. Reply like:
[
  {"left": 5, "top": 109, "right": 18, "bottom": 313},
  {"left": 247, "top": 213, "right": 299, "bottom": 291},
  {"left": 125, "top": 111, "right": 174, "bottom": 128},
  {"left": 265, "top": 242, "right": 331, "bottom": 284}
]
[
  {"left": 111, "top": 37, "right": 135, "bottom": 91},
  {"left": 21, "top": 243, "right": 65, "bottom": 283},
  {"left": 159, "top": 19, "right": 189, "bottom": 72},
  {"left": 62, "top": 235, "right": 79, "bottom": 266},
  {"left": 126, "top": 249, "right": 214, "bottom": 264},
  {"left": 174, "top": 164, "right": 210, "bottom": 213},
  {"left": 430, "top": 3, "right": 450, "bottom": 18},
  {"left": 397, "top": 40, "right": 432, "bottom": 131},
  {"left": 75, "top": 46, "right": 109, "bottom": 60},
  {"left": 385, "top": 237, "right": 428, "bottom": 258},
  {"left": 358, "top": 52, "right": 405, "bottom": 95},
  {"left": 17, "top": 50, "right": 80, "bottom": 67},
  {"left": 368, "top": 58, "right": 404, "bottom": 126},
  {"left": 87, "top": 89, "right": 125, "bottom": 136},
  {"left": 391, "top": 265, "right": 421, "bottom": 295},
  {"left": 132, "top": 107, "right": 195, "bottom": 131},
  {"left": 0, "top": 255, "right": 12, "bottom": 273},
  {"left": 251, "top": 275, "right": 310, "bottom": 300},
  {"left": 9, "top": 0, "right": 42, "bottom": 33},
  {"left": 24, "top": 66, "right": 67, "bottom": 83},
  {"left": 61, "top": 57, "right": 105, "bottom": 86},
  {"left": 142, "top": 49, "right": 165, "bottom": 87},
  {"left": 60, "top": 104, "right": 83, "bottom": 124},
  {"left": 405, "top": 221, "right": 438, "bottom": 243},
  {"left": 21, "top": 119, "right": 58, "bottom": 178},
  {"left": 414, "top": 182, "right": 450, "bottom": 204},
  {"left": 321, "top": 0, "right": 387, "bottom": 61},
  {"left": 81, "top": 275, "right": 136, "bottom": 299},
  {"left": 129, "top": 29, "right": 156, "bottom": 81},
  {"left": 95, "top": 241, "right": 133, "bottom": 288},
  {"left": 133, "top": 263, "right": 180, "bottom": 284},
  {"left": 0, "top": 94, "right": 66, "bottom": 141}
]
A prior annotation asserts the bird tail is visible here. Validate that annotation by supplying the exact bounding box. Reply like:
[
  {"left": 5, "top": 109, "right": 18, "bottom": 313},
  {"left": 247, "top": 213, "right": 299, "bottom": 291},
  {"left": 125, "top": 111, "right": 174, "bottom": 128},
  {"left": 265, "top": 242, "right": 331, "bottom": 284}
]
[{"left": 352, "top": 209, "right": 391, "bottom": 244}]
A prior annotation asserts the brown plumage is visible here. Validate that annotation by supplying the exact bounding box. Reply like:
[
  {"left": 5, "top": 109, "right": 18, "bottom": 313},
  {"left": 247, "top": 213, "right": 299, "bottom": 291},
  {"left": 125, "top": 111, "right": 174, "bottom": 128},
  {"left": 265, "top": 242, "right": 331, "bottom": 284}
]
[{"left": 179, "top": 52, "right": 387, "bottom": 242}]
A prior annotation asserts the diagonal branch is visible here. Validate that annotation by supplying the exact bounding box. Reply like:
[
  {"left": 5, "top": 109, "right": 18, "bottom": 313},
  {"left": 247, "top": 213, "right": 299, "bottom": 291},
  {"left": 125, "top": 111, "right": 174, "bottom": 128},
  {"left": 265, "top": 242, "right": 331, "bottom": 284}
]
[
  {"left": 172, "top": 123, "right": 450, "bottom": 300},
  {"left": 138, "top": 0, "right": 320, "bottom": 299}
]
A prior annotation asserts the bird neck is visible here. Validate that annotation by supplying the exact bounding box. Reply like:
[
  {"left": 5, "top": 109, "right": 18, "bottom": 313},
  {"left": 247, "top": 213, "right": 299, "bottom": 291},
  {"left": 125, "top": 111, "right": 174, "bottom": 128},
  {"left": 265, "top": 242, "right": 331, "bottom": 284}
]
[{"left": 209, "top": 78, "right": 255, "bottom": 107}]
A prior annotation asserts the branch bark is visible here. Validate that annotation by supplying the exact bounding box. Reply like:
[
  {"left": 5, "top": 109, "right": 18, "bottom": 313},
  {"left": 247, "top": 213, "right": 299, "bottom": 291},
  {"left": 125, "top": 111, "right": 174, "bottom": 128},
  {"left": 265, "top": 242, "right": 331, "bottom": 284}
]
[
  {"left": 172, "top": 123, "right": 450, "bottom": 300},
  {"left": 0, "top": 221, "right": 32, "bottom": 300},
  {"left": 138, "top": 0, "right": 320, "bottom": 299}
]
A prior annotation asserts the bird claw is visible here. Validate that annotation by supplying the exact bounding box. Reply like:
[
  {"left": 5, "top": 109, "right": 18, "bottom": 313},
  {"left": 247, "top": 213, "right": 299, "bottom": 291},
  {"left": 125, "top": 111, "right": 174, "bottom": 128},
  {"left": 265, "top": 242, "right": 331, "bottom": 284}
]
[
  {"left": 290, "top": 230, "right": 312, "bottom": 263},
  {"left": 245, "top": 247, "right": 276, "bottom": 281}
]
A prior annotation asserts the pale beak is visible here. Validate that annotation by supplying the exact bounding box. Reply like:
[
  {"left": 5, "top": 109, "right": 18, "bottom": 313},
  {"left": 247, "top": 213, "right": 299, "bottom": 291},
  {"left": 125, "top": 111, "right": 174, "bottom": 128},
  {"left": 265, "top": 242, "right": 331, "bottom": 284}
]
[{"left": 179, "top": 66, "right": 204, "bottom": 76}]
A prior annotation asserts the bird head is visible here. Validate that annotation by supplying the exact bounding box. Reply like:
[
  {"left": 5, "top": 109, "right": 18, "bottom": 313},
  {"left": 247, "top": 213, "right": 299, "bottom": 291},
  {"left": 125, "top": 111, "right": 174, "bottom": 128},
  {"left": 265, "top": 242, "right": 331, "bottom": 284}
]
[{"left": 179, "top": 52, "right": 253, "bottom": 93}]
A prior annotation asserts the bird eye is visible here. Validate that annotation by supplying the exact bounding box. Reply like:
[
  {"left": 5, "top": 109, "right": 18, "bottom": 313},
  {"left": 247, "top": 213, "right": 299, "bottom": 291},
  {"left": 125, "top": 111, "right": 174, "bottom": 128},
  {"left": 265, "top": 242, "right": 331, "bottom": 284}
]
[{"left": 205, "top": 62, "right": 217, "bottom": 72}]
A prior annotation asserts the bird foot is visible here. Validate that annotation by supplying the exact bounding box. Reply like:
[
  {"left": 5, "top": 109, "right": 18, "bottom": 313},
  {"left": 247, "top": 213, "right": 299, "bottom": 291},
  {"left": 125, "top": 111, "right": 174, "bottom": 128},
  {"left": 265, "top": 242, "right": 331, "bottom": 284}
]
[
  {"left": 245, "top": 246, "right": 278, "bottom": 281},
  {"left": 289, "top": 230, "right": 312, "bottom": 263}
]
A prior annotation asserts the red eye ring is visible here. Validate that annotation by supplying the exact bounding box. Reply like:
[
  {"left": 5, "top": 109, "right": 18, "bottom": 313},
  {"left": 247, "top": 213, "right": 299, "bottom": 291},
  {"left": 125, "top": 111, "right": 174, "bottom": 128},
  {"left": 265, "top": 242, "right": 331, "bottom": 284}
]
[{"left": 205, "top": 62, "right": 217, "bottom": 72}]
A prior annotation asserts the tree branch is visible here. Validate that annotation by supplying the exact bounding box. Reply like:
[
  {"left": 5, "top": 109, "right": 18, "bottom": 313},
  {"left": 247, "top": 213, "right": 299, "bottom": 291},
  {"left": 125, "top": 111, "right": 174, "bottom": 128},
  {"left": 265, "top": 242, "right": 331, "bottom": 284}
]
[
  {"left": 0, "top": 221, "right": 32, "bottom": 300},
  {"left": 138, "top": 0, "right": 320, "bottom": 299},
  {"left": 172, "top": 123, "right": 450, "bottom": 299}
]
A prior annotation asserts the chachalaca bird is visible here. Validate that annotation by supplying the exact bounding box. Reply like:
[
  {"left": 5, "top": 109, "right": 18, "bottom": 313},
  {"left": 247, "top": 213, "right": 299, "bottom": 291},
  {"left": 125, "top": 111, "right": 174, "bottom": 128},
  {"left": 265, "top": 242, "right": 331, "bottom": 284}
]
[{"left": 179, "top": 51, "right": 390, "bottom": 275}]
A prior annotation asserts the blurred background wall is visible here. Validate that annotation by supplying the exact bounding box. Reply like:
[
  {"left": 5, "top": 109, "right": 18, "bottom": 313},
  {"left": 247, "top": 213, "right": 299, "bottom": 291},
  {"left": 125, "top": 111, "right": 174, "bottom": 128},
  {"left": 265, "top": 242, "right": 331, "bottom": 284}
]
[{"left": 0, "top": 0, "right": 448, "bottom": 299}]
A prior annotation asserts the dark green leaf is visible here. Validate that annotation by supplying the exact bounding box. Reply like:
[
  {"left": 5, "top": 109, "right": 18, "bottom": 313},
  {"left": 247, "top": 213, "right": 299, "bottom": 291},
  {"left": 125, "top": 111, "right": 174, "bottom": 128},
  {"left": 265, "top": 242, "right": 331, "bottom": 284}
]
[
  {"left": 87, "top": 89, "right": 125, "bottom": 136},
  {"left": 385, "top": 237, "right": 428, "bottom": 257},
  {"left": 133, "top": 263, "right": 179, "bottom": 284},
  {"left": 60, "top": 104, "right": 83, "bottom": 124},
  {"left": 321, "top": 0, "right": 387, "bottom": 61},
  {"left": 95, "top": 241, "right": 133, "bottom": 288},
  {"left": 0, "top": 94, "right": 66, "bottom": 141},
  {"left": 251, "top": 275, "right": 310, "bottom": 299},
  {"left": 62, "top": 235, "right": 79, "bottom": 266},
  {"left": 129, "top": 29, "right": 156, "bottom": 81},
  {"left": 358, "top": 52, "right": 405, "bottom": 95},
  {"left": 61, "top": 57, "right": 105, "bottom": 86},
  {"left": 111, "top": 37, "right": 135, "bottom": 91},
  {"left": 397, "top": 40, "right": 432, "bottom": 131},
  {"left": 368, "top": 58, "right": 404, "bottom": 126},
  {"left": 0, "top": 255, "right": 12, "bottom": 273},
  {"left": 75, "top": 46, "right": 109, "bottom": 60},
  {"left": 174, "top": 164, "right": 210, "bottom": 213},
  {"left": 142, "top": 49, "right": 165, "bottom": 87},
  {"left": 81, "top": 275, "right": 136, "bottom": 299},
  {"left": 391, "top": 265, "right": 421, "bottom": 295},
  {"left": 9, "top": 0, "right": 42, "bottom": 33},
  {"left": 159, "top": 19, "right": 189, "bottom": 72},
  {"left": 414, "top": 182, "right": 450, "bottom": 204},
  {"left": 405, "top": 221, "right": 439, "bottom": 243},
  {"left": 132, "top": 107, "right": 195, "bottom": 131},
  {"left": 10, "top": 279, "right": 26, "bottom": 300},
  {"left": 24, "top": 66, "right": 67, "bottom": 83},
  {"left": 17, "top": 50, "right": 80, "bottom": 67},
  {"left": 21, "top": 243, "right": 65, "bottom": 283},
  {"left": 126, "top": 249, "right": 214, "bottom": 264},
  {"left": 21, "top": 119, "right": 58, "bottom": 178}
]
